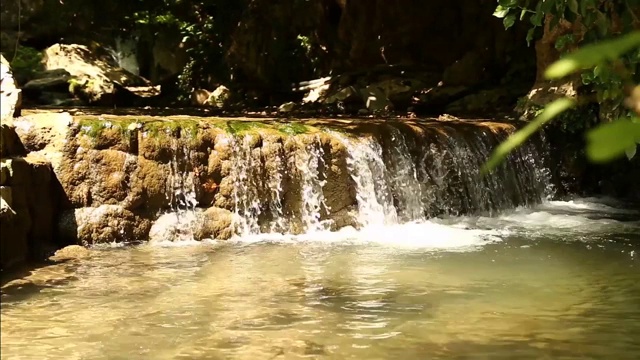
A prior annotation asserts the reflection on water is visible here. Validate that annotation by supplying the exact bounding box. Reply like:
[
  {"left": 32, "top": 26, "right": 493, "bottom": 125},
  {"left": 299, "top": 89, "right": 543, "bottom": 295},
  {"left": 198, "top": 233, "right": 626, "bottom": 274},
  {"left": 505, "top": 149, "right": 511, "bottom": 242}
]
[{"left": 2, "top": 198, "right": 640, "bottom": 359}]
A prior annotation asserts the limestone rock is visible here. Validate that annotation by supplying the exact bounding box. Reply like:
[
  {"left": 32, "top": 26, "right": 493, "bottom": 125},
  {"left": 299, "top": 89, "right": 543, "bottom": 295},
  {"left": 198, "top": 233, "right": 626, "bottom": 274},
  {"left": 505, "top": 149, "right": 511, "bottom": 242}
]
[
  {"left": 0, "top": 122, "right": 27, "bottom": 158},
  {"left": 56, "top": 148, "right": 141, "bottom": 209},
  {"left": 210, "top": 85, "right": 232, "bottom": 108},
  {"left": 22, "top": 69, "right": 79, "bottom": 105},
  {"left": 58, "top": 205, "right": 151, "bottom": 246},
  {"left": 42, "top": 43, "right": 148, "bottom": 105},
  {"left": 278, "top": 101, "right": 297, "bottom": 113},
  {"left": 196, "top": 207, "right": 234, "bottom": 240},
  {"left": 0, "top": 186, "right": 13, "bottom": 214},
  {"left": 0, "top": 154, "right": 56, "bottom": 269},
  {"left": 148, "top": 207, "right": 234, "bottom": 242},
  {"left": 12, "top": 112, "right": 72, "bottom": 171},
  {"left": 322, "top": 86, "right": 359, "bottom": 105},
  {"left": 0, "top": 54, "right": 22, "bottom": 121},
  {"left": 191, "top": 89, "right": 211, "bottom": 106}
]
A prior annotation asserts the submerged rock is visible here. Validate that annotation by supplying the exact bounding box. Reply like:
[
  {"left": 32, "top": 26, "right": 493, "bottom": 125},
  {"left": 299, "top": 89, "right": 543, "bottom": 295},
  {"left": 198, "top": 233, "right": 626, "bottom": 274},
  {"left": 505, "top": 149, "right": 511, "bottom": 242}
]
[{"left": 49, "top": 245, "right": 91, "bottom": 262}]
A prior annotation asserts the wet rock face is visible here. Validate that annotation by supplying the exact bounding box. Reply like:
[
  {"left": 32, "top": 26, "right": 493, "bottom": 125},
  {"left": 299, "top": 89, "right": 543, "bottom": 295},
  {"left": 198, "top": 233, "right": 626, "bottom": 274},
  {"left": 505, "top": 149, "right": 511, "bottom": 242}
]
[
  {"left": 0, "top": 154, "right": 57, "bottom": 270},
  {"left": 14, "top": 112, "right": 558, "bottom": 246},
  {"left": 58, "top": 205, "right": 151, "bottom": 246},
  {"left": 14, "top": 114, "right": 362, "bottom": 244}
]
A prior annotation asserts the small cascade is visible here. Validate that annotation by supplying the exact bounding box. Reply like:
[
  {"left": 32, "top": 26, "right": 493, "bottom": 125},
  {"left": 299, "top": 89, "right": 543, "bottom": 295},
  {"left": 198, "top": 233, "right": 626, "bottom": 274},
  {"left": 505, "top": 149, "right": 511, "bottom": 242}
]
[
  {"left": 383, "top": 127, "right": 425, "bottom": 222},
  {"left": 149, "top": 121, "right": 555, "bottom": 241},
  {"left": 148, "top": 131, "right": 200, "bottom": 243},
  {"left": 292, "top": 135, "right": 331, "bottom": 233},
  {"left": 229, "top": 135, "right": 264, "bottom": 236},
  {"left": 332, "top": 133, "right": 398, "bottom": 227},
  {"left": 263, "top": 139, "right": 287, "bottom": 233}
]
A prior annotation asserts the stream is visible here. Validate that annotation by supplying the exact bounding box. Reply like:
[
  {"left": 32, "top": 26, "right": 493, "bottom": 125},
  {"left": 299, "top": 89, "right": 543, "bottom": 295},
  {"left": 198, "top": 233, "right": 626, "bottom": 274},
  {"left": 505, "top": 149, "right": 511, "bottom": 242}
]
[{"left": 2, "top": 197, "right": 639, "bottom": 359}]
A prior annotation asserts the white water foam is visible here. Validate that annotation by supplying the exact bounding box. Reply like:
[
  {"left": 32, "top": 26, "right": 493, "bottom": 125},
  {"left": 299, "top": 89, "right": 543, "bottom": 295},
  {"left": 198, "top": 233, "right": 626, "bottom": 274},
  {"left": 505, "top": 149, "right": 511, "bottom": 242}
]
[{"left": 227, "top": 221, "right": 503, "bottom": 252}]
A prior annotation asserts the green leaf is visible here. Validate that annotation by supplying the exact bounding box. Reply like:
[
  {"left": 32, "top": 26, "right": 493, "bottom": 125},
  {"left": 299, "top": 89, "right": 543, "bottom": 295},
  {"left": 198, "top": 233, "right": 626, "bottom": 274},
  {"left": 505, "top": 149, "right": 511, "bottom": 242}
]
[
  {"left": 626, "top": 145, "right": 637, "bottom": 160},
  {"left": 567, "top": 0, "right": 579, "bottom": 14},
  {"left": 526, "top": 28, "right": 536, "bottom": 46},
  {"left": 482, "top": 98, "right": 577, "bottom": 174},
  {"left": 545, "top": 31, "right": 640, "bottom": 79},
  {"left": 586, "top": 119, "right": 640, "bottom": 163},
  {"left": 493, "top": 5, "right": 510, "bottom": 18},
  {"left": 520, "top": 9, "right": 528, "bottom": 21},
  {"left": 503, "top": 14, "right": 517, "bottom": 29}
]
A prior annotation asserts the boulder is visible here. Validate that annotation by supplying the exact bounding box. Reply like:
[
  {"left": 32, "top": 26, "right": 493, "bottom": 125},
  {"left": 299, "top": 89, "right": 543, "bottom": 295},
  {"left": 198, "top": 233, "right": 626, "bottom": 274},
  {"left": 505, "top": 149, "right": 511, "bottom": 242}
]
[
  {"left": 196, "top": 207, "right": 234, "bottom": 240},
  {"left": 49, "top": 245, "right": 91, "bottom": 262},
  {"left": 0, "top": 154, "right": 56, "bottom": 269},
  {"left": 191, "top": 89, "right": 211, "bottom": 106},
  {"left": 148, "top": 207, "right": 234, "bottom": 242},
  {"left": 0, "top": 54, "right": 21, "bottom": 121},
  {"left": 58, "top": 205, "right": 151, "bottom": 246},
  {"left": 0, "top": 122, "right": 27, "bottom": 158},
  {"left": 209, "top": 85, "right": 232, "bottom": 108},
  {"left": 41, "top": 43, "right": 149, "bottom": 105},
  {"left": 22, "top": 69, "right": 80, "bottom": 105}
]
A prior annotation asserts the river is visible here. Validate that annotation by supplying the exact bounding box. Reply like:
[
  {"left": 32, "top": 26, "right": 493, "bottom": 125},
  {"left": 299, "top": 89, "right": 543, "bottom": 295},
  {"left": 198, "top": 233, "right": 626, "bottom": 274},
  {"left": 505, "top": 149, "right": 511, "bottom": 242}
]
[{"left": 2, "top": 197, "right": 639, "bottom": 359}]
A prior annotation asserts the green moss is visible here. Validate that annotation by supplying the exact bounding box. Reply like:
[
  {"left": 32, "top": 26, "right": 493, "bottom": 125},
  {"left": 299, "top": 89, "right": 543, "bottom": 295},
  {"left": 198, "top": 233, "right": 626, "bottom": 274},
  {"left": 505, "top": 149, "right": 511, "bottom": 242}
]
[
  {"left": 277, "top": 122, "right": 309, "bottom": 135},
  {"left": 142, "top": 119, "right": 200, "bottom": 139},
  {"left": 225, "top": 121, "right": 269, "bottom": 135}
]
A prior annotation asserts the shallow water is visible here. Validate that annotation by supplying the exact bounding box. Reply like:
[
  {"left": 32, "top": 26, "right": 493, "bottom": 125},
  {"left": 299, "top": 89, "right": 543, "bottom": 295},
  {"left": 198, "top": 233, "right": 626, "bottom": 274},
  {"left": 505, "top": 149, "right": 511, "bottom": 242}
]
[{"left": 2, "top": 198, "right": 640, "bottom": 360}]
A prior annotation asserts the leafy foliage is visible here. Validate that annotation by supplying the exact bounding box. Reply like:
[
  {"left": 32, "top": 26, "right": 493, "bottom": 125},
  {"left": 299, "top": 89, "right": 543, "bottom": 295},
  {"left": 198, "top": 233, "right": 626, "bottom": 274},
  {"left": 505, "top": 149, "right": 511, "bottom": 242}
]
[
  {"left": 484, "top": 31, "right": 640, "bottom": 173},
  {"left": 8, "top": 46, "right": 43, "bottom": 84},
  {"left": 120, "top": 0, "right": 247, "bottom": 96},
  {"left": 494, "top": 0, "right": 640, "bottom": 115}
]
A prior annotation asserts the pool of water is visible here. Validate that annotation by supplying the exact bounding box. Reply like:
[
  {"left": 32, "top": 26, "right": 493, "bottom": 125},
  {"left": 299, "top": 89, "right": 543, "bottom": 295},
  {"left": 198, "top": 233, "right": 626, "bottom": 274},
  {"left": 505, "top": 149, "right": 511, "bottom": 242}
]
[{"left": 2, "top": 197, "right": 640, "bottom": 359}]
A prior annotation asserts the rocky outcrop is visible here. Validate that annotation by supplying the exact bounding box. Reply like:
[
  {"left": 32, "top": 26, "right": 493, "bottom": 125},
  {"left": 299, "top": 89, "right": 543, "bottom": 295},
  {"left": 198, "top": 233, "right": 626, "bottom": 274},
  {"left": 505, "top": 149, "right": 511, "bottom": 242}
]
[
  {"left": 1, "top": 54, "right": 21, "bottom": 119},
  {"left": 20, "top": 43, "right": 150, "bottom": 106},
  {"left": 11, "top": 111, "right": 557, "bottom": 249},
  {"left": 1, "top": 59, "right": 58, "bottom": 270},
  {"left": 58, "top": 205, "right": 151, "bottom": 246}
]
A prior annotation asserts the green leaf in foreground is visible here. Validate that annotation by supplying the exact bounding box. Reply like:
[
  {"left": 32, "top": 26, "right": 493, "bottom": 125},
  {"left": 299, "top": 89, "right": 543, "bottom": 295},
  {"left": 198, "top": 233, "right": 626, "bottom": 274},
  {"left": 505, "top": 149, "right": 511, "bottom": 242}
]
[
  {"left": 586, "top": 118, "right": 640, "bottom": 163},
  {"left": 544, "top": 31, "right": 640, "bottom": 79},
  {"left": 482, "top": 97, "right": 576, "bottom": 174},
  {"left": 493, "top": 5, "right": 510, "bottom": 18}
]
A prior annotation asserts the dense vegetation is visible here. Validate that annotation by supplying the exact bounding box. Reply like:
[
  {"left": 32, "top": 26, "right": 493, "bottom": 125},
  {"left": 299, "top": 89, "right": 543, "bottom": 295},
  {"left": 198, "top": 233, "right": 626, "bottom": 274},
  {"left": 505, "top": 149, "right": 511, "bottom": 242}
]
[{"left": 485, "top": 0, "right": 640, "bottom": 169}]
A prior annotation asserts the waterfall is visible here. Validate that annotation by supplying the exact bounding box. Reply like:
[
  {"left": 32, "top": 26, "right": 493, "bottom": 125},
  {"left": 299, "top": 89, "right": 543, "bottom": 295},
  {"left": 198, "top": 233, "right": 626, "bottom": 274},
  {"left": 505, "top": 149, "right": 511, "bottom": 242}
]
[
  {"left": 228, "top": 134, "right": 265, "bottom": 236},
  {"left": 292, "top": 135, "right": 331, "bottom": 233},
  {"left": 150, "top": 121, "right": 554, "bottom": 242},
  {"left": 332, "top": 133, "right": 398, "bottom": 227},
  {"left": 148, "top": 131, "right": 200, "bottom": 243}
]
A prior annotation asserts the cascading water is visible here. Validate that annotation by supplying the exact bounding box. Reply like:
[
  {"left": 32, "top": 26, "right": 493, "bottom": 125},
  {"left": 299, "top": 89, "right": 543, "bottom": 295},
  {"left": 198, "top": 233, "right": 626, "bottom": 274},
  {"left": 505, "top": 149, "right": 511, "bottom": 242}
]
[
  {"left": 383, "top": 127, "right": 425, "bottom": 222},
  {"left": 332, "top": 132, "right": 398, "bottom": 227},
  {"left": 229, "top": 134, "right": 264, "bottom": 236},
  {"left": 148, "top": 130, "right": 200, "bottom": 243},
  {"left": 291, "top": 135, "right": 331, "bottom": 233},
  {"left": 153, "top": 121, "right": 554, "bottom": 242}
]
